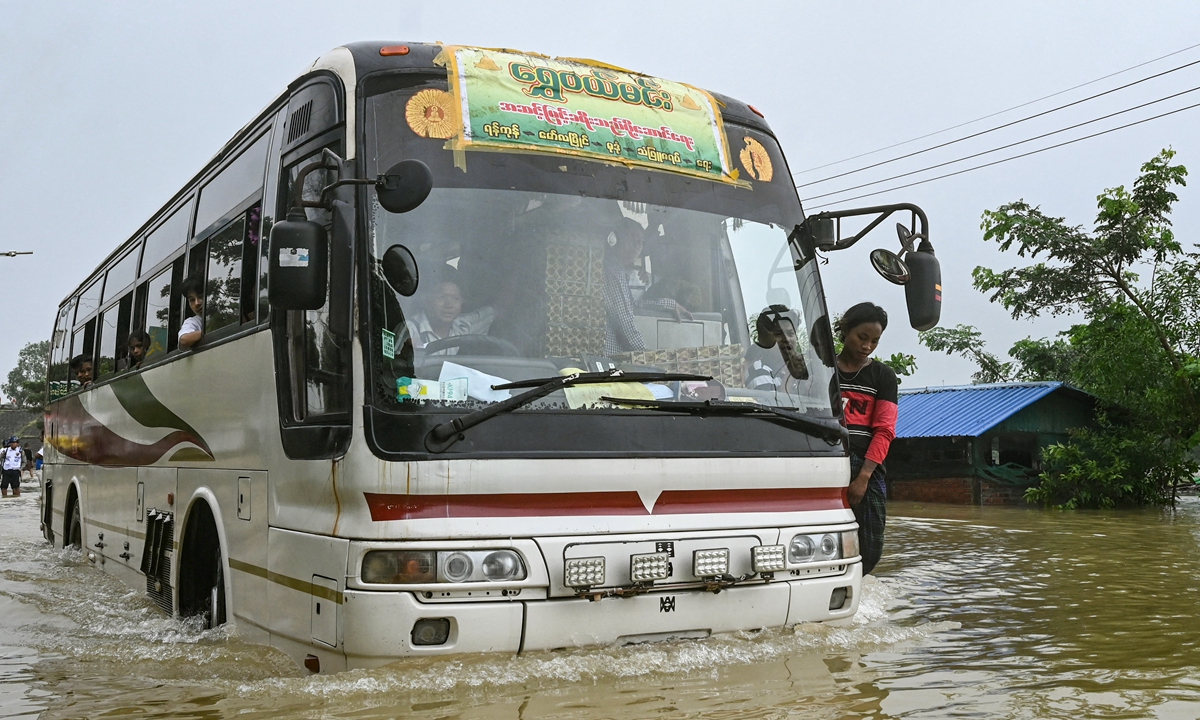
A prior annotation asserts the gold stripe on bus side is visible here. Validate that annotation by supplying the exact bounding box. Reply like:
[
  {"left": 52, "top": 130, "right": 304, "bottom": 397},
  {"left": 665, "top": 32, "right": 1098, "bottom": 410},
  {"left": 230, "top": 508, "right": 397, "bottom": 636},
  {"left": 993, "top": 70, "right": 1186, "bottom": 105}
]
[
  {"left": 86, "top": 517, "right": 147, "bottom": 541},
  {"left": 228, "top": 557, "right": 344, "bottom": 605}
]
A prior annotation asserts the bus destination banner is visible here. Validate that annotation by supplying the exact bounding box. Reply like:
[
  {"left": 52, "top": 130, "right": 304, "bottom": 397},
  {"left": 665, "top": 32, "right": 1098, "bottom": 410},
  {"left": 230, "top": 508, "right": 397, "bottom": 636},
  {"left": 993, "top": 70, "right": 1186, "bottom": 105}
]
[{"left": 440, "top": 46, "right": 739, "bottom": 184}]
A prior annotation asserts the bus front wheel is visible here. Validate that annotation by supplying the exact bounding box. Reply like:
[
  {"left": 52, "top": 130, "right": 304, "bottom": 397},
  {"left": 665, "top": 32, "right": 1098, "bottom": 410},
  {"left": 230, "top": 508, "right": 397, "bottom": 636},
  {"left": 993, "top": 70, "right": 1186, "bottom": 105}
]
[
  {"left": 67, "top": 499, "right": 82, "bottom": 550},
  {"left": 179, "top": 502, "right": 227, "bottom": 629}
]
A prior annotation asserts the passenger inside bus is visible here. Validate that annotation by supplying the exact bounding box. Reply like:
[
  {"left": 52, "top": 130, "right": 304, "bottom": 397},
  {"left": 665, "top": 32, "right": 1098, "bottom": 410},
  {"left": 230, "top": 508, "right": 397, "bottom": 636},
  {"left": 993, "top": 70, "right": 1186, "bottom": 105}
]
[
  {"left": 70, "top": 354, "right": 93, "bottom": 388},
  {"left": 120, "top": 330, "right": 149, "bottom": 371},
  {"left": 602, "top": 217, "right": 691, "bottom": 355},
  {"left": 178, "top": 277, "right": 204, "bottom": 349}
]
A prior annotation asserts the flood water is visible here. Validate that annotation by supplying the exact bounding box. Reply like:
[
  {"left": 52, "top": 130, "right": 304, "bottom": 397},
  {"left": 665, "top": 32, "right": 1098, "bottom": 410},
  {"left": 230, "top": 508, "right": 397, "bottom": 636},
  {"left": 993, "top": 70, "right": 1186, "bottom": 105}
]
[{"left": 5, "top": 487, "right": 1200, "bottom": 720}]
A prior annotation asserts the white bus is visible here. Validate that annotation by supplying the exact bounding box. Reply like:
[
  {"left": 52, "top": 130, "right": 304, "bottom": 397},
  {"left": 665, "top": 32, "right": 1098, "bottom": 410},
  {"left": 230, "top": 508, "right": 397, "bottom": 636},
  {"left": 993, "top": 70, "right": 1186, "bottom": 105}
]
[{"left": 42, "top": 42, "right": 940, "bottom": 673}]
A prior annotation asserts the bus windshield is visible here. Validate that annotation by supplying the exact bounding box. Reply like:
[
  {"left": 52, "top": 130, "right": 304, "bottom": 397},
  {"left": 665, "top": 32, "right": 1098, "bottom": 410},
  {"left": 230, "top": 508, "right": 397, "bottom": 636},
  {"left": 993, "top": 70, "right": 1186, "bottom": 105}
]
[{"left": 364, "top": 79, "right": 836, "bottom": 420}]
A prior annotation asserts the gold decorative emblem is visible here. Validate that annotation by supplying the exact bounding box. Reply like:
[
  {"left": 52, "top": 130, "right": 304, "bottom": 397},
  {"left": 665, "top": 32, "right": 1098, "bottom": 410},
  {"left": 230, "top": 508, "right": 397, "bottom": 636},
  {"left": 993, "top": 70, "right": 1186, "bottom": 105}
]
[
  {"left": 474, "top": 55, "right": 500, "bottom": 71},
  {"left": 679, "top": 94, "right": 701, "bottom": 111},
  {"left": 738, "top": 137, "right": 773, "bottom": 182},
  {"left": 405, "top": 89, "right": 456, "bottom": 139}
]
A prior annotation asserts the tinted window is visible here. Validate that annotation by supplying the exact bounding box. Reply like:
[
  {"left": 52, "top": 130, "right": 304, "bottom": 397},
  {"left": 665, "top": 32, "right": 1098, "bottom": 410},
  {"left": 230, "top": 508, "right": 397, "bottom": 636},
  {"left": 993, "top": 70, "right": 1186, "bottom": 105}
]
[
  {"left": 143, "top": 264, "right": 175, "bottom": 361},
  {"left": 195, "top": 133, "right": 270, "bottom": 235},
  {"left": 142, "top": 200, "right": 193, "bottom": 274},
  {"left": 204, "top": 216, "right": 246, "bottom": 334},
  {"left": 49, "top": 302, "right": 73, "bottom": 399},
  {"left": 77, "top": 277, "right": 103, "bottom": 321},
  {"left": 103, "top": 247, "right": 139, "bottom": 302},
  {"left": 96, "top": 305, "right": 120, "bottom": 378}
]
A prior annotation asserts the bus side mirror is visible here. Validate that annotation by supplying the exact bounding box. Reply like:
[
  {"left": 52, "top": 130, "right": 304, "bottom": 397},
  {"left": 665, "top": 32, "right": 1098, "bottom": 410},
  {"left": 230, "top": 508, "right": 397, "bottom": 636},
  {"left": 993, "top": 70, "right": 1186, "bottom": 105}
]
[
  {"left": 754, "top": 305, "right": 810, "bottom": 380},
  {"left": 268, "top": 209, "right": 328, "bottom": 310},
  {"left": 905, "top": 241, "right": 941, "bottom": 331},
  {"left": 377, "top": 160, "right": 433, "bottom": 214}
]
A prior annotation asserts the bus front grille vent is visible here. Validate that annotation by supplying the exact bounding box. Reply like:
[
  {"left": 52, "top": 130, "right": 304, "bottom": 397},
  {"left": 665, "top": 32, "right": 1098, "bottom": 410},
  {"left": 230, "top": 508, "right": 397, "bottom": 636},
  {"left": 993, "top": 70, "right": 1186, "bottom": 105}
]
[
  {"left": 288, "top": 100, "right": 313, "bottom": 144},
  {"left": 140, "top": 509, "right": 174, "bottom": 615}
]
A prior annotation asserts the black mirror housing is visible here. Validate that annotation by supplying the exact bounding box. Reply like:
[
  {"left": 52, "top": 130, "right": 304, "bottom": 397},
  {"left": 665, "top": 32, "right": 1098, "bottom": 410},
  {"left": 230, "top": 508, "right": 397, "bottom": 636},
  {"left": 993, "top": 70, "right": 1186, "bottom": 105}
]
[
  {"left": 268, "top": 211, "right": 328, "bottom": 310},
  {"left": 905, "top": 242, "right": 941, "bottom": 331},
  {"left": 377, "top": 160, "right": 433, "bottom": 214},
  {"left": 381, "top": 244, "right": 419, "bottom": 297}
]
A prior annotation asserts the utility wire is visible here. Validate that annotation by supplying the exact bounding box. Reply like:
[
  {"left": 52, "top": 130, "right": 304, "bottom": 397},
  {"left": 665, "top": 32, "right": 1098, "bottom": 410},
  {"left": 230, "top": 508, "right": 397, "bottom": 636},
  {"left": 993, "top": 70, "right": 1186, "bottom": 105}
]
[
  {"left": 794, "top": 56, "right": 1200, "bottom": 187},
  {"left": 803, "top": 99, "right": 1200, "bottom": 211},
  {"left": 793, "top": 41, "right": 1200, "bottom": 175},
  {"left": 802, "top": 84, "right": 1200, "bottom": 202}
]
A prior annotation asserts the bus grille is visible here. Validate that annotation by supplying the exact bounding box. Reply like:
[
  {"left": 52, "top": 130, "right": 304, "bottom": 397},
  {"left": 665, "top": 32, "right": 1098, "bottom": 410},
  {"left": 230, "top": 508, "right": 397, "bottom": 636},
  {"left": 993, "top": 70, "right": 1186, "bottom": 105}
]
[{"left": 140, "top": 509, "right": 174, "bottom": 616}]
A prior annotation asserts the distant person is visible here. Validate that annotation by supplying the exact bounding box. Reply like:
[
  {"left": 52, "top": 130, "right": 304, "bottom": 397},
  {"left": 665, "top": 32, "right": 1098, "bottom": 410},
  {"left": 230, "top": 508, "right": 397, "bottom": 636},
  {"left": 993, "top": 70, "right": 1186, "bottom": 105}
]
[
  {"left": 69, "top": 354, "right": 93, "bottom": 388},
  {"left": 2, "top": 437, "right": 22, "bottom": 497},
  {"left": 122, "top": 329, "right": 150, "bottom": 370},
  {"left": 179, "top": 277, "right": 204, "bottom": 349},
  {"left": 836, "top": 302, "right": 898, "bottom": 576},
  {"left": 21, "top": 443, "right": 33, "bottom": 480},
  {"left": 603, "top": 217, "right": 690, "bottom": 355}
]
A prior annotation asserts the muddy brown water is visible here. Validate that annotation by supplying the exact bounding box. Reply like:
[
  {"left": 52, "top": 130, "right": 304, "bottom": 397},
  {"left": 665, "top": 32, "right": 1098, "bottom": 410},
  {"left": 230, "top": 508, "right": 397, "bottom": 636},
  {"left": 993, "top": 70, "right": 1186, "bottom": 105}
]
[{"left": 4, "top": 487, "right": 1200, "bottom": 719}]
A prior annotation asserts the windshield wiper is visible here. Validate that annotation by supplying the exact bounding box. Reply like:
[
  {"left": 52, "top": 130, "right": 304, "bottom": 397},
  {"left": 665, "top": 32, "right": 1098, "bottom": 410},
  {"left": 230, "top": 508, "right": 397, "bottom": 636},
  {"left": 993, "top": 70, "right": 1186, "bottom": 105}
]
[
  {"left": 597, "top": 397, "right": 847, "bottom": 445},
  {"left": 424, "top": 369, "right": 712, "bottom": 452}
]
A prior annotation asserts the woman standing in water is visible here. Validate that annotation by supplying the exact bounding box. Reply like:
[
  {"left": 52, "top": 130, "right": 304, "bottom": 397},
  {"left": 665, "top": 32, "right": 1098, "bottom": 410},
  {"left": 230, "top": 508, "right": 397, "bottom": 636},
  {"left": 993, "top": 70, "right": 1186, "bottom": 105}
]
[{"left": 835, "top": 302, "right": 898, "bottom": 575}]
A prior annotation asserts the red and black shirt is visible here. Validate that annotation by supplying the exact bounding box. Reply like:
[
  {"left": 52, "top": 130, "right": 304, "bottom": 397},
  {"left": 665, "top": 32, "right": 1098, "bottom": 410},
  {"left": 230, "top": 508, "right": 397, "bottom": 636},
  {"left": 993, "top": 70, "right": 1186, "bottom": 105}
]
[{"left": 837, "top": 360, "right": 899, "bottom": 465}]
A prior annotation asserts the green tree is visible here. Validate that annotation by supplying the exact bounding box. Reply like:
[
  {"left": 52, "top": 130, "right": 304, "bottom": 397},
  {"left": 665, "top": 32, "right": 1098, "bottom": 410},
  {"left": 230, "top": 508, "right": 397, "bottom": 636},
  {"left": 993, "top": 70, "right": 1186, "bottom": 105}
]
[
  {"left": 3, "top": 340, "right": 50, "bottom": 410},
  {"left": 973, "top": 149, "right": 1200, "bottom": 506},
  {"left": 918, "top": 324, "right": 1013, "bottom": 383}
]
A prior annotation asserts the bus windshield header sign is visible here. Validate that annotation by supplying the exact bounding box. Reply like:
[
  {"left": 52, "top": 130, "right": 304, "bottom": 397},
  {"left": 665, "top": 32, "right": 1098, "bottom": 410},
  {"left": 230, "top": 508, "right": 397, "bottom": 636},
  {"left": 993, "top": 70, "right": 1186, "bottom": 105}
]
[{"left": 440, "top": 46, "right": 739, "bottom": 183}]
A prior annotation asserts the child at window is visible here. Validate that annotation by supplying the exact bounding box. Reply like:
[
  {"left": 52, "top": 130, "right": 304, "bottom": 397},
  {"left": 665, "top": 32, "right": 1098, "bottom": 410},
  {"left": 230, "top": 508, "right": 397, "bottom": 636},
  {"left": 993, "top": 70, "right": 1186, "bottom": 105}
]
[{"left": 179, "top": 277, "right": 205, "bottom": 349}]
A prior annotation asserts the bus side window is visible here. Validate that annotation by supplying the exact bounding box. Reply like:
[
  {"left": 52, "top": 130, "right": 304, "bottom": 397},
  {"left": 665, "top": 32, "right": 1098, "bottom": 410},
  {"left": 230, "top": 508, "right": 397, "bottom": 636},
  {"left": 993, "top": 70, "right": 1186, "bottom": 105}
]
[
  {"left": 70, "top": 317, "right": 96, "bottom": 388},
  {"left": 48, "top": 301, "right": 74, "bottom": 399},
  {"left": 140, "top": 258, "right": 185, "bottom": 361}
]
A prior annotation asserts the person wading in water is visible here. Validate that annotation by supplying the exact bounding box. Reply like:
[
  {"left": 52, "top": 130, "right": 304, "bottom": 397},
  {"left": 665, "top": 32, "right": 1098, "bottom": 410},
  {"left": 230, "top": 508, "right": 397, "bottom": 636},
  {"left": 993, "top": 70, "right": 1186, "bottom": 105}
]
[{"left": 835, "top": 302, "right": 898, "bottom": 575}]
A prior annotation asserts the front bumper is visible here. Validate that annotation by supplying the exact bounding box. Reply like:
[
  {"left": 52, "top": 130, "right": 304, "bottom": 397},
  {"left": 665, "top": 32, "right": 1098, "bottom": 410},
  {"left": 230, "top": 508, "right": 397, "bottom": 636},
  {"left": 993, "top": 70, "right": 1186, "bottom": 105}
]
[{"left": 341, "top": 565, "right": 860, "bottom": 668}]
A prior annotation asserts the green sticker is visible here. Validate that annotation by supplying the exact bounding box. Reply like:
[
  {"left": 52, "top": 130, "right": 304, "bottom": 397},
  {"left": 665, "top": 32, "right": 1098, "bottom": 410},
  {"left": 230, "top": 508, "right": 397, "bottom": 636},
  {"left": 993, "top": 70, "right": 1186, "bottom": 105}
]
[{"left": 381, "top": 329, "right": 396, "bottom": 360}]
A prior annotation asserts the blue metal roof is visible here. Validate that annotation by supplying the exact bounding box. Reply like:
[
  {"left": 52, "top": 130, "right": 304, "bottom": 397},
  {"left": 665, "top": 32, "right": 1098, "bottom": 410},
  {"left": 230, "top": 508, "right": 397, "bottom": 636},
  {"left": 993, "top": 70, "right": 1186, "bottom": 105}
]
[{"left": 895, "top": 382, "right": 1077, "bottom": 438}]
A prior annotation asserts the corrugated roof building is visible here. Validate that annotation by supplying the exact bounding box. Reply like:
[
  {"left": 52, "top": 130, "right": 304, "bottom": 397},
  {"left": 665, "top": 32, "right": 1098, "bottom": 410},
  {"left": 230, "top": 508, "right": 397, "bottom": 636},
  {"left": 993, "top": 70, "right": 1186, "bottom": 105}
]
[{"left": 887, "top": 382, "right": 1097, "bottom": 505}]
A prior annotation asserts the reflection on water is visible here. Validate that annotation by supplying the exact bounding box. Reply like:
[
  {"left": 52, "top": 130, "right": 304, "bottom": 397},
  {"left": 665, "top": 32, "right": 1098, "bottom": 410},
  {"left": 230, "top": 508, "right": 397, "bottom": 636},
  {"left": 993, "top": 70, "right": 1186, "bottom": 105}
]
[{"left": 4, "top": 491, "right": 1200, "bottom": 719}]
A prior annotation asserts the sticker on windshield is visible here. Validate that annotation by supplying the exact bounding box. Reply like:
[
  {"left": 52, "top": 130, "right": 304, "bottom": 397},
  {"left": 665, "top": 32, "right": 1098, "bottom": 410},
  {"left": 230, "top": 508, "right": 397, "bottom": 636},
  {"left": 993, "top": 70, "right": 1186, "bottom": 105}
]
[
  {"left": 438, "top": 46, "right": 741, "bottom": 185},
  {"left": 398, "top": 376, "right": 468, "bottom": 402},
  {"left": 381, "top": 329, "right": 396, "bottom": 359},
  {"left": 738, "top": 137, "right": 774, "bottom": 182},
  {"left": 278, "top": 248, "right": 310, "bottom": 268}
]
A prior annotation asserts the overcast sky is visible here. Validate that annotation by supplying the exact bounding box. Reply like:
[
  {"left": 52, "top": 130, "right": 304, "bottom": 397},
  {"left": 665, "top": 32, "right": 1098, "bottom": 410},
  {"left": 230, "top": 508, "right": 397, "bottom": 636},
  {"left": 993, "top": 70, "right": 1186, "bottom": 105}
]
[{"left": 3, "top": 1, "right": 1199, "bottom": 391}]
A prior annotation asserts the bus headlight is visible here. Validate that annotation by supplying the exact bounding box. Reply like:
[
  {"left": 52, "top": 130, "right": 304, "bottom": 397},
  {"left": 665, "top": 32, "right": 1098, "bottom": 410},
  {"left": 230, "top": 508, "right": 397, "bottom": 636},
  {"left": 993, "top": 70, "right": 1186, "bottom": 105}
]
[
  {"left": 361, "top": 550, "right": 435, "bottom": 583},
  {"left": 787, "top": 532, "right": 851, "bottom": 565},
  {"left": 482, "top": 550, "right": 524, "bottom": 581},
  {"left": 361, "top": 549, "right": 526, "bottom": 584},
  {"left": 441, "top": 552, "right": 474, "bottom": 582}
]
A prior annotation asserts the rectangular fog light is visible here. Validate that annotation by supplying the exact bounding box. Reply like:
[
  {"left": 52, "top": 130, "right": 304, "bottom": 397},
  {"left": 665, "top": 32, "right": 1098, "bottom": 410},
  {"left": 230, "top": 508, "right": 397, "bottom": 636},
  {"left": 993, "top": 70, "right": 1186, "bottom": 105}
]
[
  {"left": 630, "top": 552, "right": 671, "bottom": 582},
  {"left": 752, "top": 544, "right": 786, "bottom": 573},
  {"left": 692, "top": 548, "right": 730, "bottom": 577},
  {"left": 565, "top": 556, "right": 605, "bottom": 588}
]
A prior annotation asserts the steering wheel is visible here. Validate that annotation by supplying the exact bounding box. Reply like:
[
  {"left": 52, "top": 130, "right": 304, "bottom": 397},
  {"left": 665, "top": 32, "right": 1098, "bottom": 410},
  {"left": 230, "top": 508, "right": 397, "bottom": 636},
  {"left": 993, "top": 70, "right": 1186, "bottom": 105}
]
[{"left": 422, "top": 334, "right": 522, "bottom": 357}]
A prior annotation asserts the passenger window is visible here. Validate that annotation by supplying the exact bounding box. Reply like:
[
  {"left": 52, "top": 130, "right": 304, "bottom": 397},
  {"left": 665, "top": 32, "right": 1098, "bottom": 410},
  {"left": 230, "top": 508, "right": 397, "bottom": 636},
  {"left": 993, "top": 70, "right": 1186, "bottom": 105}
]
[
  {"left": 142, "top": 200, "right": 192, "bottom": 274},
  {"left": 204, "top": 216, "right": 245, "bottom": 334},
  {"left": 49, "top": 302, "right": 74, "bottom": 400},
  {"left": 104, "top": 247, "right": 139, "bottom": 302},
  {"left": 77, "top": 276, "right": 103, "bottom": 321},
  {"left": 195, "top": 133, "right": 269, "bottom": 235},
  {"left": 70, "top": 318, "right": 96, "bottom": 389},
  {"left": 95, "top": 295, "right": 132, "bottom": 380},
  {"left": 142, "top": 265, "right": 175, "bottom": 362}
]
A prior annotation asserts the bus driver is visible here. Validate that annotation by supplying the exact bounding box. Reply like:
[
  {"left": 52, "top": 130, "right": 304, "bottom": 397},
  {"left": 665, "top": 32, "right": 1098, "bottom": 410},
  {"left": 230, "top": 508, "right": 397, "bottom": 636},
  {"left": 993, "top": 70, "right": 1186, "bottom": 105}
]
[{"left": 403, "top": 270, "right": 496, "bottom": 353}]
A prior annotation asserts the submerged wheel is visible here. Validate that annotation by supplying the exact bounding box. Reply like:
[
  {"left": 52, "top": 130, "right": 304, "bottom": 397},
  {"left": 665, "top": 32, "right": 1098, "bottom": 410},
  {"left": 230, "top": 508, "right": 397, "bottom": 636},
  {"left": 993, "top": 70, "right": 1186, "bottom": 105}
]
[
  {"left": 208, "top": 551, "right": 226, "bottom": 629},
  {"left": 178, "top": 501, "right": 227, "bottom": 629},
  {"left": 67, "top": 500, "right": 82, "bottom": 549}
]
